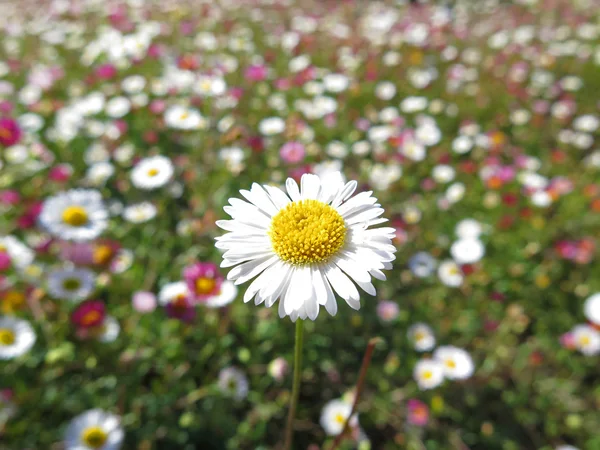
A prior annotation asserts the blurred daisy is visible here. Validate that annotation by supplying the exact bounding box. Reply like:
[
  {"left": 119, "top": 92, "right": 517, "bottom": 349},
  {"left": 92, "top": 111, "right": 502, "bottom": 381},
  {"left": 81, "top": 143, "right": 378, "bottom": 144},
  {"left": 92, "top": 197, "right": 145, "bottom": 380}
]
[
  {"left": 218, "top": 367, "right": 249, "bottom": 401},
  {"left": 437, "top": 260, "right": 464, "bottom": 287},
  {"left": 39, "top": 189, "right": 108, "bottom": 241},
  {"left": 183, "top": 262, "right": 239, "bottom": 308},
  {"left": 450, "top": 238, "right": 485, "bottom": 264},
  {"left": 320, "top": 398, "right": 358, "bottom": 436},
  {"left": 0, "top": 235, "right": 34, "bottom": 270},
  {"left": 433, "top": 346, "right": 475, "bottom": 380},
  {"left": 408, "top": 323, "right": 436, "bottom": 352},
  {"left": 98, "top": 316, "right": 120, "bottom": 343},
  {"left": 47, "top": 267, "right": 96, "bottom": 302},
  {"left": 258, "top": 117, "right": 285, "bottom": 136},
  {"left": 413, "top": 359, "right": 444, "bottom": 390},
  {"left": 122, "top": 202, "right": 157, "bottom": 223},
  {"left": 216, "top": 172, "right": 396, "bottom": 321},
  {"left": 64, "top": 409, "right": 124, "bottom": 450},
  {"left": 164, "top": 105, "right": 205, "bottom": 130},
  {"left": 130, "top": 155, "right": 174, "bottom": 190},
  {"left": 0, "top": 317, "right": 36, "bottom": 360},
  {"left": 584, "top": 293, "right": 600, "bottom": 326},
  {"left": 571, "top": 324, "right": 600, "bottom": 356}
]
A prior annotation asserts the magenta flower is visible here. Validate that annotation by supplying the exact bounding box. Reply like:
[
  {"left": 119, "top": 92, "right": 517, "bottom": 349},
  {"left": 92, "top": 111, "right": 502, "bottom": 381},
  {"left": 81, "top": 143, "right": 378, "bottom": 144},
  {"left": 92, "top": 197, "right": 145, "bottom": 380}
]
[
  {"left": 0, "top": 190, "right": 20, "bottom": 205},
  {"left": 71, "top": 300, "right": 106, "bottom": 329},
  {"left": 244, "top": 64, "right": 268, "bottom": 82},
  {"left": 95, "top": 63, "right": 117, "bottom": 80},
  {"left": 183, "top": 262, "right": 223, "bottom": 302},
  {"left": 279, "top": 141, "right": 306, "bottom": 164},
  {"left": 166, "top": 297, "right": 196, "bottom": 323},
  {"left": 407, "top": 399, "right": 429, "bottom": 426},
  {"left": 0, "top": 117, "right": 22, "bottom": 147},
  {"left": 0, "top": 251, "right": 11, "bottom": 271}
]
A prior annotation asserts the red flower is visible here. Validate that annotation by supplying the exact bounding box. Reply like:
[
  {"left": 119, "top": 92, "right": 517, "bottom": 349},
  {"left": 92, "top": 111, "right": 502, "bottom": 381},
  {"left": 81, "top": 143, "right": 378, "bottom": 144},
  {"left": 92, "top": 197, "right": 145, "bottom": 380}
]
[{"left": 71, "top": 300, "right": 106, "bottom": 329}]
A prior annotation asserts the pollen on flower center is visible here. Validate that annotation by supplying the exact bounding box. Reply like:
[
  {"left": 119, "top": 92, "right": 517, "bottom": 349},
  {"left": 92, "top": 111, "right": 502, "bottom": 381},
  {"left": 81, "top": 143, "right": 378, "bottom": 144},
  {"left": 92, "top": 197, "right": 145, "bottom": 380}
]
[
  {"left": 0, "top": 328, "right": 15, "bottom": 346},
  {"left": 147, "top": 168, "right": 159, "bottom": 177},
  {"left": 269, "top": 199, "right": 346, "bottom": 265},
  {"left": 195, "top": 277, "right": 216, "bottom": 295},
  {"left": 81, "top": 426, "right": 108, "bottom": 449},
  {"left": 62, "top": 206, "right": 89, "bottom": 227}
]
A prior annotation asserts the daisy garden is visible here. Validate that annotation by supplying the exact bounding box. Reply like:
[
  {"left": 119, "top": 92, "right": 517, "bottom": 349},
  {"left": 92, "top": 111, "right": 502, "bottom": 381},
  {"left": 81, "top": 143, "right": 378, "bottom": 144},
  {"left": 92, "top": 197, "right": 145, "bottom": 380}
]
[{"left": 1, "top": 0, "right": 600, "bottom": 449}]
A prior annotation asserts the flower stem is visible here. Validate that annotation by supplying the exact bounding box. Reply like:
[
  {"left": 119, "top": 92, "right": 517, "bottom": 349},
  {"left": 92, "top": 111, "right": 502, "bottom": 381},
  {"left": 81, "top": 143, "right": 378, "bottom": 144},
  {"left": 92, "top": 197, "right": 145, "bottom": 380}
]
[{"left": 283, "top": 319, "right": 304, "bottom": 450}]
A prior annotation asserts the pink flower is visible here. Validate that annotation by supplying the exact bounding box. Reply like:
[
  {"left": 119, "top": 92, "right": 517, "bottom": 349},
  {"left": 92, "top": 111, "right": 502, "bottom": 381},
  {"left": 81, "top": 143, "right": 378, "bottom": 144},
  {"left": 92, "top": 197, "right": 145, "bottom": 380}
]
[
  {"left": 279, "top": 141, "right": 306, "bottom": 164},
  {"left": 407, "top": 399, "right": 429, "bottom": 426},
  {"left": 59, "top": 242, "right": 95, "bottom": 265},
  {"left": 95, "top": 63, "right": 117, "bottom": 80},
  {"left": 0, "top": 190, "right": 20, "bottom": 205},
  {"left": 183, "top": 262, "right": 223, "bottom": 302},
  {"left": 49, "top": 164, "right": 73, "bottom": 182},
  {"left": 244, "top": 64, "right": 268, "bottom": 82},
  {"left": 71, "top": 300, "right": 106, "bottom": 329},
  {"left": 0, "top": 117, "right": 22, "bottom": 147},
  {"left": 560, "top": 332, "right": 576, "bottom": 350},
  {"left": 376, "top": 301, "right": 400, "bottom": 323},
  {"left": 132, "top": 291, "right": 157, "bottom": 313},
  {"left": 0, "top": 251, "right": 11, "bottom": 271}
]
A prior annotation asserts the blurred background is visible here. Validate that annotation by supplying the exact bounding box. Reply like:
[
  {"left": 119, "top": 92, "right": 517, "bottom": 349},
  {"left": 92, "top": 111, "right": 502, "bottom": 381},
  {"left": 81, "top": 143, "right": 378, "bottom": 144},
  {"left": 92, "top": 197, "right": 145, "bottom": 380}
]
[{"left": 0, "top": 0, "right": 599, "bottom": 449}]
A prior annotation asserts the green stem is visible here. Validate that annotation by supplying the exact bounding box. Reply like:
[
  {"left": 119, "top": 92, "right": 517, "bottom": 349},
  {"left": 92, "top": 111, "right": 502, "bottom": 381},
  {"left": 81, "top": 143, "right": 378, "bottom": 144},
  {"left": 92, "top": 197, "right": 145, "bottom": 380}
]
[{"left": 283, "top": 319, "right": 304, "bottom": 450}]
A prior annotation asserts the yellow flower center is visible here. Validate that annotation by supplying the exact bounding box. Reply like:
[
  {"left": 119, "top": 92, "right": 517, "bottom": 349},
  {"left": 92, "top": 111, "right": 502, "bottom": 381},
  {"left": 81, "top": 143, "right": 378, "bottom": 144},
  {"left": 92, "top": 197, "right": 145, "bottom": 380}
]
[
  {"left": 445, "top": 359, "right": 457, "bottom": 369},
  {"left": 62, "top": 278, "right": 82, "bottom": 291},
  {"left": 269, "top": 200, "right": 346, "bottom": 265},
  {"left": 62, "top": 206, "right": 89, "bottom": 227},
  {"left": 81, "top": 426, "right": 108, "bottom": 449},
  {"left": 0, "top": 328, "right": 16, "bottom": 346},
  {"left": 421, "top": 370, "right": 433, "bottom": 380},
  {"left": 195, "top": 277, "right": 216, "bottom": 295},
  {"left": 147, "top": 168, "right": 159, "bottom": 177},
  {"left": 81, "top": 310, "right": 102, "bottom": 327},
  {"left": 334, "top": 413, "right": 346, "bottom": 425},
  {"left": 0, "top": 128, "right": 11, "bottom": 139},
  {"left": 1, "top": 291, "right": 25, "bottom": 314},
  {"left": 179, "top": 112, "right": 190, "bottom": 121},
  {"left": 93, "top": 245, "right": 113, "bottom": 265},
  {"left": 414, "top": 331, "right": 425, "bottom": 342},
  {"left": 579, "top": 335, "right": 591, "bottom": 346}
]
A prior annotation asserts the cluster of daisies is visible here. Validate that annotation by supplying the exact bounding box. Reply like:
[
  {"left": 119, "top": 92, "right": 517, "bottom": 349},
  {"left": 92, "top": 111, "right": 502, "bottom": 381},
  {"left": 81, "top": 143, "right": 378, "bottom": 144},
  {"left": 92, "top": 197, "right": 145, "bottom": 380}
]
[{"left": 560, "top": 293, "right": 600, "bottom": 356}]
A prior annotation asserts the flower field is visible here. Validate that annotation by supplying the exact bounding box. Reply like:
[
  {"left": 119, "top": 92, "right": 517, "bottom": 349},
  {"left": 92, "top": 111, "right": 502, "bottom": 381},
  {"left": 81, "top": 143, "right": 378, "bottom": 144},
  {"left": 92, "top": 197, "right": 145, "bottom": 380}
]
[{"left": 1, "top": 0, "right": 600, "bottom": 449}]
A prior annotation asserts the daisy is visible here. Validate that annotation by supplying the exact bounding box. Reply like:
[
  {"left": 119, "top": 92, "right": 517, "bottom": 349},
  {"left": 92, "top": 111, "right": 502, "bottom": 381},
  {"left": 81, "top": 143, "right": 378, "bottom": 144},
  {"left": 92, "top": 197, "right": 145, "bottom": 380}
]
[
  {"left": 98, "top": 316, "right": 120, "bottom": 343},
  {"left": 450, "top": 238, "right": 485, "bottom": 264},
  {"left": 0, "top": 235, "right": 35, "bottom": 270},
  {"left": 217, "top": 367, "right": 249, "bottom": 401},
  {"left": 413, "top": 359, "right": 445, "bottom": 390},
  {"left": 122, "top": 202, "right": 157, "bottom": 223},
  {"left": 258, "top": 117, "right": 285, "bottom": 136},
  {"left": 47, "top": 267, "right": 96, "bottom": 302},
  {"left": 320, "top": 398, "right": 358, "bottom": 436},
  {"left": 64, "top": 409, "right": 124, "bottom": 450},
  {"left": 437, "top": 260, "right": 464, "bottom": 287},
  {"left": 215, "top": 172, "right": 396, "bottom": 321},
  {"left": 38, "top": 189, "right": 108, "bottom": 241},
  {"left": 583, "top": 293, "right": 600, "bottom": 326},
  {"left": 408, "top": 323, "right": 436, "bottom": 352},
  {"left": 0, "top": 317, "right": 36, "bottom": 360},
  {"left": 183, "top": 262, "right": 239, "bottom": 308},
  {"left": 433, "top": 346, "right": 475, "bottom": 380},
  {"left": 571, "top": 324, "right": 600, "bottom": 356},
  {"left": 164, "top": 105, "right": 206, "bottom": 130},
  {"left": 130, "top": 155, "right": 174, "bottom": 190}
]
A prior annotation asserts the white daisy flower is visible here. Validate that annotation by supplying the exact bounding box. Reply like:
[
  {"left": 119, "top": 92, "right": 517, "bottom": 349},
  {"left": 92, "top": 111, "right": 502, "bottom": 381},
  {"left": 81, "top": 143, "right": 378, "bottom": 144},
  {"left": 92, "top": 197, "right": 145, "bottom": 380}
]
[
  {"left": 122, "top": 202, "right": 157, "bottom": 223},
  {"left": 408, "top": 323, "right": 436, "bottom": 352},
  {"left": 205, "top": 281, "right": 238, "bottom": 309},
  {"left": 413, "top": 359, "right": 445, "bottom": 390},
  {"left": 64, "top": 409, "right": 124, "bottom": 450},
  {"left": 320, "top": 398, "right": 358, "bottom": 436},
  {"left": 164, "top": 105, "right": 206, "bottom": 130},
  {"left": 584, "top": 293, "right": 600, "bottom": 326},
  {"left": 571, "top": 324, "right": 600, "bottom": 356},
  {"left": 216, "top": 172, "right": 396, "bottom": 321},
  {"left": 217, "top": 367, "right": 249, "bottom": 401},
  {"left": 130, "top": 155, "right": 174, "bottom": 190},
  {"left": 455, "top": 219, "right": 483, "bottom": 239},
  {"left": 433, "top": 346, "right": 475, "bottom": 380},
  {"left": 39, "top": 189, "right": 108, "bottom": 242},
  {"left": 158, "top": 281, "right": 189, "bottom": 306},
  {"left": 437, "top": 260, "right": 464, "bottom": 287},
  {"left": 0, "top": 235, "right": 34, "bottom": 270},
  {"left": 0, "top": 317, "right": 36, "bottom": 360},
  {"left": 450, "top": 238, "right": 485, "bottom": 264},
  {"left": 98, "top": 316, "right": 120, "bottom": 343},
  {"left": 47, "top": 267, "right": 96, "bottom": 302},
  {"left": 258, "top": 117, "right": 285, "bottom": 136}
]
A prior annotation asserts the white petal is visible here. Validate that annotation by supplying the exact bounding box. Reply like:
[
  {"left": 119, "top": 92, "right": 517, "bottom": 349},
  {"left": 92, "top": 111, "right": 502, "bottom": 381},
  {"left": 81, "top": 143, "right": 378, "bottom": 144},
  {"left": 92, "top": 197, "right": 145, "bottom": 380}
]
[
  {"left": 300, "top": 173, "right": 321, "bottom": 200},
  {"left": 263, "top": 184, "right": 291, "bottom": 209},
  {"left": 286, "top": 178, "right": 301, "bottom": 201},
  {"left": 331, "top": 181, "right": 358, "bottom": 208}
]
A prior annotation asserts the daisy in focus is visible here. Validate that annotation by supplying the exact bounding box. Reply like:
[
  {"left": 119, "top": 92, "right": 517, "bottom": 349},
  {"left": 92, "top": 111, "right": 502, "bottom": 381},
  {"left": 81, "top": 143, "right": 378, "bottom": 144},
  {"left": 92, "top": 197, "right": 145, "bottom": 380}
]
[
  {"left": 64, "top": 409, "right": 124, "bottom": 450},
  {"left": 216, "top": 172, "right": 396, "bottom": 321}
]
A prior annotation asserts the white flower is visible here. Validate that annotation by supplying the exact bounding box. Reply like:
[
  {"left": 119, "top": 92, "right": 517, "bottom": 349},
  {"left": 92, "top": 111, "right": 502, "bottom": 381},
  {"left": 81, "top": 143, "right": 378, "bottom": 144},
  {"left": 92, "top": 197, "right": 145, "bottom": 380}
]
[
  {"left": 205, "top": 281, "right": 238, "bottom": 308},
  {"left": 193, "top": 75, "right": 226, "bottom": 97},
  {"left": 413, "top": 359, "right": 445, "bottom": 390},
  {"left": 571, "top": 324, "right": 600, "bottom": 356},
  {"left": 408, "top": 323, "right": 436, "bottom": 351},
  {"left": 216, "top": 172, "right": 396, "bottom": 321},
  {"left": 164, "top": 105, "right": 206, "bottom": 130},
  {"left": 121, "top": 75, "right": 146, "bottom": 94},
  {"left": 0, "top": 236, "right": 34, "bottom": 270},
  {"left": 0, "top": 317, "right": 36, "bottom": 360},
  {"left": 450, "top": 238, "right": 485, "bottom": 264},
  {"left": 432, "top": 165, "right": 455, "bottom": 184},
  {"left": 105, "top": 96, "right": 131, "bottom": 118},
  {"left": 455, "top": 219, "right": 483, "bottom": 239},
  {"left": 438, "top": 260, "right": 464, "bottom": 287},
  {"left": 47, "top": 267, "right": 96, "bottom": 302},
  {"left": 122, "top": 202, "right": 157, "bottom": 223},
  {"left": 98, "top": 316, "right": 120, "bottom": 343},
  {"left": 320, "top": 399, "right": 358, "bottom": 436},
  {"left": 446, "top": 182, "right": 465, "bottom": 204},
  {"left": 130, "top": 156, "right": 174, "bottom": 190},
  {"left": 573, "top": 114, "right": 599, "bottom": 133},
  {"left": 375, "top": 81, "right": 396, "bottom": 100},
  {"left": 323, "top": 73, "right": 349, "bottom": 93},
  {"left": 86, "top": 163, "right": 115, "bottom": 187},
  {"left": 218, "top": 367, "right": 249, "bottom": 401},
  {"left": 452, "top": 135, "right": 473, "bottom": 154},
  {"left": 258, "top": 117, "right": 285, "bottom": 136},
  {"left": 64, "top": 409, "right": 124, "bottom": 450},
  {"left": 400, "top": 96, "right": 428, "bottom": 113},
  {"left": 433, "top": 346, "right": 474, "bottom": 380},
  {"left": 584, "top": 293, "right": 600, "bottom": 326},
  {"left": 39, "top": 189, "right": 108, "bottom": 241}
]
